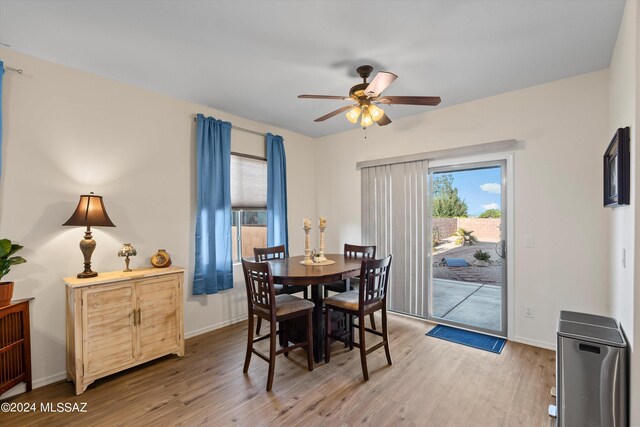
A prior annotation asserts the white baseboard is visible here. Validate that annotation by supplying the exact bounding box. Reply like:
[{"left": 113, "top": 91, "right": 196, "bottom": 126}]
[
  {"left": 184, "top": 315, "right": 246, "bottom": 339},
  {"left": 33, "top": 371, "right": 68, "bottom": 389},
  {"left": 512, "top": 335, "right": 556, "bottom": 351},
  {"left": 1, "top": 371, "right": 67, "bottom": 399}
]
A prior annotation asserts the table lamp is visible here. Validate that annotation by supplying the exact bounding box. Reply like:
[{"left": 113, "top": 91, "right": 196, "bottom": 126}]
[
  {"left": 63, "top": 192, "right": 116, "bottom": 278},
  {"left": 117, "top": 243, "right": 137, "bottom": 272}
]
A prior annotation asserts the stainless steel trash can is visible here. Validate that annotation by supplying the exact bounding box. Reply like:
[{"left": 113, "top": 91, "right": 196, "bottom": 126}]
[{"left": 556, "top": 311, "right": 627, "bottom": 427}]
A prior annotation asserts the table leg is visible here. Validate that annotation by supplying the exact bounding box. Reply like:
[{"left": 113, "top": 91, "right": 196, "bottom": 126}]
[{"left": 311, "top": 285, "right": 324, "bottom": 363}]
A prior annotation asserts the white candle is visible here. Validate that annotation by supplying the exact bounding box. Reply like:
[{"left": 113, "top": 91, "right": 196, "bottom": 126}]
[
  {"left": 303, "top": 218, "right": 311, "bottom": 228},
  {"left": 319, "top": 217, "right": 327, "bottom": 228}
]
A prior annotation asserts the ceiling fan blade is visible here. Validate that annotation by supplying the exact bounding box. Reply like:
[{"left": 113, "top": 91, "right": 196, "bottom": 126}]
[
  {"left": 376, "top": 113, "right": 392, "bottom": 126},
  {"left": 365, "top": 71, "right": 398, "bottom": 98},
  {"left": 299, "top": 94, "right": 350, "bottom": 100},
  {"left": 377, "top": 96, "right": 441, "bottom": 106},
  {"left": 314, "top": 105, "right": 355, "bottom": 122}
]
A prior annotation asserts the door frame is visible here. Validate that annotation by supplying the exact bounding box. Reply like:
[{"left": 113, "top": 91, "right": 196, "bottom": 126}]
[{"left": 427, "top": 152, "right": 514, "bottom": 339}]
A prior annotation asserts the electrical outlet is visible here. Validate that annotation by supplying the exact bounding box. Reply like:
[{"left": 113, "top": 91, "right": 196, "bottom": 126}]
[
  {"left": 524, "top": 305, "right": 535, "bottom": 318},
  {"left": 524, "top": 235, "right": 534, "bottom": 248}
]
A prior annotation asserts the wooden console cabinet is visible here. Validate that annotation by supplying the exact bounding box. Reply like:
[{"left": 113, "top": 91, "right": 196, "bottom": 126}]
[
  {"left": 0, "top": 298, "right": 33, "bottom": 396},
  {"left": 64, "top": 267, "right": 184, "bottom": 395}
]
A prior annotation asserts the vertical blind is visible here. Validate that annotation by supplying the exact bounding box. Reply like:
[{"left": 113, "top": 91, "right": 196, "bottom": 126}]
[{"left": 361, "top": 160, "right": 430, "bottom": 318}]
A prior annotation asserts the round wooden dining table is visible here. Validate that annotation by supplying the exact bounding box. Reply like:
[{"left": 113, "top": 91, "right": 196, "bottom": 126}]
[{"left": 267, "top": 254, "right": 363, "bottom": 362}]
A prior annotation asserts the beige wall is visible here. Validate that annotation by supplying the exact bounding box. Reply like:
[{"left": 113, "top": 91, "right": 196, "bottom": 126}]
[
  {"left": 315, "top": 70, "right": 611, "bottom": 350},
  {"left": 0, "top": 48, "right": 316, "bottom": 392},
  {"left": 609, "top": 0, "right": 639, "bottom": 423}
]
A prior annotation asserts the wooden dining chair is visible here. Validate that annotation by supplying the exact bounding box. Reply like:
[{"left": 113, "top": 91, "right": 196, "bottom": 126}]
[
  {"left": 253, "top": 245, "right": 309, "bottom": 335},
  {"left": 324, "top": 244, "right": 377, "bottom": 329},
  {"left": 324, "top": 255, "right": 392, "bottom": 381},
  {"left": 242, "top": 258, "right": 314, "bottom": 391}
]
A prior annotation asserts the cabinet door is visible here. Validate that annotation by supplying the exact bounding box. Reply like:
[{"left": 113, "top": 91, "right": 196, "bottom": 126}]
[
  {"left": 137, "top": 276, "right": 180, "bottom": 359},
  {"left": 82, "top": 284, "right": 137, "bottom": 376}
]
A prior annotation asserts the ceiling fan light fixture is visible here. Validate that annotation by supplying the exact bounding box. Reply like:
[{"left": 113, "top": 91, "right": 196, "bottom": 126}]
[
  {"left": 299, "top": 64, "right": 440, "bottom": 128},
  {"left": 360, "top": 108, "right": 374, "bottom": 127},
  {"left": 368, "top": 104, "right": 385, "bottom": 122},
  {"left": 345, "top": 106, "right": 361, "bottom": 124}
]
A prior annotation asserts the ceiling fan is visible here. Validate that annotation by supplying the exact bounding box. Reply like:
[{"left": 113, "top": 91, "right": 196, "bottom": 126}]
[{"left": 298, "top": 65, "right": 441, "bottom": 128}]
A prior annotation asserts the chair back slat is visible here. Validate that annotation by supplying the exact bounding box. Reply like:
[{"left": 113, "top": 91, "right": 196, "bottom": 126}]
[
  {"left": 254, "top": 245, "right": 287, "bottom": 262},
  {"left": 359, "top": 255, "right": 392, "bottom": 308},
  {"left": 344, "top": 244, "right": 376, "bottom": 259},
  {"left": 242, "top": 258, "right": 276, "bottom": 315}
]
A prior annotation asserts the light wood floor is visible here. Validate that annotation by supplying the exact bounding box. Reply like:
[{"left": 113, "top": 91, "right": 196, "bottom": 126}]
[{"left": 3, "top": 314, "right": 556, "bottom": 426}]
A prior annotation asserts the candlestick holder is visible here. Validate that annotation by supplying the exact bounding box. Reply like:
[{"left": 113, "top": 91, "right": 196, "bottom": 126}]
[
  {"left": 302, "top": 225, "right": 314, "bottom": 265},
  {"left": 317, "top": 225, "right": 327, "bottom": 262}
]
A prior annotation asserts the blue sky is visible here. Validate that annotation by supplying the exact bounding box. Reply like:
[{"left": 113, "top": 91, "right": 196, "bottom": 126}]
[{"left": 434, "top": 166, "right": 502, "bottom": 216}]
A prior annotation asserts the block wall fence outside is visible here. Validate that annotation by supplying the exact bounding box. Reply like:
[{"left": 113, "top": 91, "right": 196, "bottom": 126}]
[
  {"left": 432, "top": 218, "right": 501, "bottom": 242},
  {"left": 232, "top": 225, "right": 267, "bottom": 261},
  {"left": 458, "top": 218, "right": 501, "bottom": 242},
  {"left": 432, "top": 218, "right": 458, "bottom": 239}
]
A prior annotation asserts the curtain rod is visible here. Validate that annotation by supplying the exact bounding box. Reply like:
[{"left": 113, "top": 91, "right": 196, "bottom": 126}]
[
  {"left": 231, "top": 151, "right": 266, "bottom": 161},
  {"left": 192, "top": 115, "right": 266, "bottom": 137}
]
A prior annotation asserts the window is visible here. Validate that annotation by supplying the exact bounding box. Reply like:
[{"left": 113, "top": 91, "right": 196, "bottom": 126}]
[
  {"left": 232, "top": 210, "right": 267, "bottom": 263},
  {"left": 230, "top": 154, "right": 267, "bottom": 262}
]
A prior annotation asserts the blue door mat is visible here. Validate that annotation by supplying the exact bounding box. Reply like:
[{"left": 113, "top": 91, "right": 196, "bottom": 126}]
[{"left": 426, "top": 324, "right": 506, "bottom": 354}]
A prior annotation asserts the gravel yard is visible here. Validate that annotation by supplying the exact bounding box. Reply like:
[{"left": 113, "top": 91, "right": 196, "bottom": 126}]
[{"left": 432, "top": 238, "right": 502, "bottom": 286}]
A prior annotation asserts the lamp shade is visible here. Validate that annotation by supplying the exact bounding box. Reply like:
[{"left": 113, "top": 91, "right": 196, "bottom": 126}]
[
  {"left": 368, "top": 104, "right": 385, "bottom": 122},
  {"left": 345, "top": 106, "right": 361, "bottom": 124},
  {"left": 117, "top": 243, "right": 137, "bottom": 257},
  {"left": 62, "top": 193, "right": 116, "bottom": 227},
  {"left": 360, "top": 108, "right": 374, "bottom": 127}
]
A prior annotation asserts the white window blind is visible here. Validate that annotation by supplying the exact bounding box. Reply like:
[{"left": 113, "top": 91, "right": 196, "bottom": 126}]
[
  {"left": 361, "top": 160, "right": 430, "bottom": 318},
  {"left": 230, "top": 155, "right": 267, "bottom": 209}
]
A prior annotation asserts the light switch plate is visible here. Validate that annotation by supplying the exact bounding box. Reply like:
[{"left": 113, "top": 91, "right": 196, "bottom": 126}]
[
  {"left": 524, "top": 305, "right": 534, "bottom": 318},
  {"left": 524, "top": 235, "right": 534, "bottom": 248}
]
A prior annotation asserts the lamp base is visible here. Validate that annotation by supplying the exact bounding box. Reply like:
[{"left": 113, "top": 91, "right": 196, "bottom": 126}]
[
  {"left": 77, "top": 228, "right": 98, "bottom": 279},
  {"left": 123, "top": 256, "right": 132, "bottom": 272},
  {"left": 77, "top": 270, "right": 98, "bottom": 279}
]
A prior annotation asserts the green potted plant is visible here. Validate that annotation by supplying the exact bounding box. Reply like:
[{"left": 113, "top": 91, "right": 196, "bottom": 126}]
[{"left": 0, "top": 239, "right": 27, "bottom": 307}]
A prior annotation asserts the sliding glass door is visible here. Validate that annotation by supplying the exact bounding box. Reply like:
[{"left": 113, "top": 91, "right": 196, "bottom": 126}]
[
  {"left": 360, "top": 157, "right": 509, "bottom": 337},
  {"left": 428, "top": 161, "right": 507, "bottom": 337}
]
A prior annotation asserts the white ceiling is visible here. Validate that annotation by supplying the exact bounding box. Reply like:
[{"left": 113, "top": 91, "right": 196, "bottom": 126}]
[{"left": 0, "top": 0, "right": 625, "bottom": 138}]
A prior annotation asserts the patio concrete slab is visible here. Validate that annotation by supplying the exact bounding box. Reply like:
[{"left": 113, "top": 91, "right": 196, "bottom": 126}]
[
  {"left": 432, "top": 279, "right": 481, "bottom": 318},
  {"left": 472, "top": 284, "right": 501, "bottom": 299},
  {"left": 443, "top": 285, "right": 501, "bottom": 331}
]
